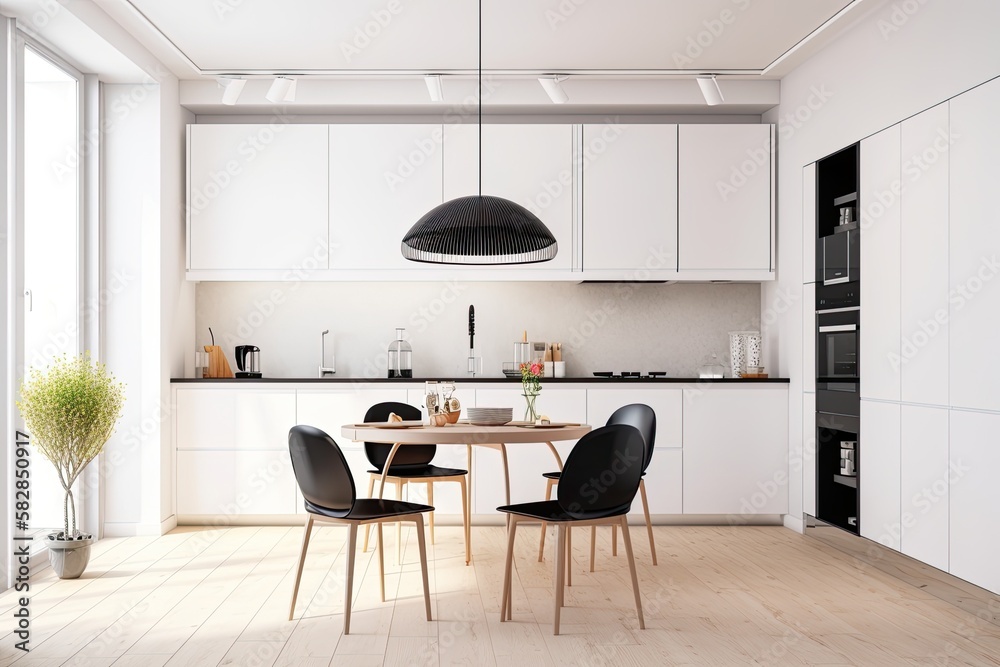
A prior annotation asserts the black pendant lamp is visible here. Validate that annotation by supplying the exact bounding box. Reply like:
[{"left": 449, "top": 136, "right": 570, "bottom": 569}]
[{"left": 400, "top": 0, "right": 558, "bottom": 265}]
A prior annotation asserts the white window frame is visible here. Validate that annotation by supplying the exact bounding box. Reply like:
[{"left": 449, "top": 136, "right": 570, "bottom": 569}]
[{"left": 3, "top": 25, "right": 101, "bottom": 587}]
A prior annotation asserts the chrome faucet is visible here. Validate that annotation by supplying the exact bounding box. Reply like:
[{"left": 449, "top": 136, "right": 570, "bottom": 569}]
[{"left": 319, "top": 329, "right": 336, "bottom": 377}]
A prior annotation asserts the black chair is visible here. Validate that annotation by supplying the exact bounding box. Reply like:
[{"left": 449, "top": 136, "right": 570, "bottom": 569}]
[
  {"left": 497, "top": 423, "right": 646, "bottom": 635},
  {"left": 287, "top": 425, "right": 433, "bottom": 633},
  {"left": 361, "top": 402, "right": 470, "bottom": 565},
  {"left": 538, "top": 403, "right": 659, "bottom": 570}
]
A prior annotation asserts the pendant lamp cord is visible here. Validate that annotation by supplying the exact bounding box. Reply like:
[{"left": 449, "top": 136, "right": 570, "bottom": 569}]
[{"left": 478, "top": 0, "right": 482, "bottom": 199}]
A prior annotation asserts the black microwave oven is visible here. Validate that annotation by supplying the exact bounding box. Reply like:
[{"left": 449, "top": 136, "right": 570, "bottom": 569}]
[{"left": 816, "top": 227, "right": 859, "bottom": 285}]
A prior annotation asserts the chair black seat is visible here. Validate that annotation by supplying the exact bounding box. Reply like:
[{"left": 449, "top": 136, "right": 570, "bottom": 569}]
[
  {"left": 304, "top": 497, "right": 433, "bottom": 521},
  {"left": 543, "top": 470, "right": 646, "bottom": 480},
  {"left": 367, "top": 464, "right": 468, "bottom": 479}
]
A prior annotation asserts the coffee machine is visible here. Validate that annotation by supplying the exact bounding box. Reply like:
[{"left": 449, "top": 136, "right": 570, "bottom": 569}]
[{"left": 234, "top": 345, "right": 262, "bottom": 379}]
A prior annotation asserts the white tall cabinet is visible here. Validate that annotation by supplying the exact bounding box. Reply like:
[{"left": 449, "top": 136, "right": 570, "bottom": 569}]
[
  {"left": 582, "top": 124, "right": 678, "bottom": 271},
  {"left": 443, "top": 124, "right": 575, "bottom": 271},
  {"left": 859, "top": 400, "right": 900, "bottom": 551},
  {"left": 328, "top": 125, "right": 443, "bottom": 270},
  {"left": 860, "top": 126, "right": 902, "bottom": 402},
  {"left": 187, "top": 124, "right": 330, "bottom": 271},
  {"left": 899, "top": 405, "right": 949, "bottom": 571},
  {"left": 899, "top": 103, "right": 950, "bottom": 408},
  {"left": 678, "top": 124, "right": 773, "bottom": 272},
  {"left": 949, "top": 410, "right": 1000, "bottom": 594},
  {"left": 949, "top": 77, "right": 1000, "bottom": 413}
]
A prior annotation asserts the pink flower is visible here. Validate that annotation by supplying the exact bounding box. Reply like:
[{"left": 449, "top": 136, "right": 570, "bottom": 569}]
[{"left": 530, "top": 363, "right": 542, "bottom": 376}]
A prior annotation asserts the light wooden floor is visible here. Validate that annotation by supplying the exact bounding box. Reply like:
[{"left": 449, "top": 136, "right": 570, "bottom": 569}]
[{"left": 1, "top": 524, "right": 999, "bottom": 666}]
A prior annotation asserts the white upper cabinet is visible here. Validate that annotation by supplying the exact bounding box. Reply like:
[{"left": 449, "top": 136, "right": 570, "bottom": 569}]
[
  {"left": 860, "top": 126, "right": 902, "bottom": 402},
  {"left": 802, "top": 162, "right": 816, "bottom": 283},
  {"left": 188, "top": 124, "right": 329, "bottom": 271},
  {"left": 678, "top": 125, "right": 773, "bottom": 272},
  {"left": 582, "top": 124, "right": 677, "bottom": 272},
  {"left": 949, "top": 77, "right": 1000, "bottom": 412},
  {"left": 443, "top": 124, "right": 575, "bottom": 270},
  {"left": 328, "top": 125, "right": 443, "bottom": 270},
  {"left": 860, "top": 400, "right": 900, "bottom": 551},
  {"left": 900, "top": 104, "right": 950, "bottom": 407}
]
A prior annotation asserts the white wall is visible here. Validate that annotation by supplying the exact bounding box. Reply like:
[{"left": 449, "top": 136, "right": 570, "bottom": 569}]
[
  {"left": 763, "top": 0, "right": 1000, "bottom": 529},
  {"left": 195, "top": 281, "right": 761, "bottom": 379}
]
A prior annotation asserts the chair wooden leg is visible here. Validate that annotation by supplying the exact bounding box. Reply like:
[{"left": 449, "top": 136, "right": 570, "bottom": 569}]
[
  {"left": 395, "top": 480, "right": 404, "bottom": 566},
  {"left": 619, "top": 517, "right": 645, "bottom": 630},
  {"left": 377, "top": 522, "right": 385, "bottom": 603},
  {"left": 413, "top": 514, "right": 432, "bottom": 622},
  {"left": 288, "top": 514, "right": 314, "bottom": 621},
  {"left": 344, "top": 523, "right": 359, "bottom": 635},
  {"left": 639, "top": 479, "right": 657, "bottom": 566},
  {"left": 566, "top": 526, "right": 572, "bottom": 587},
  {"left": 427, "top": 481, "right": 435, "bottom": 545},
  {"left": 612, "top": 524, "right": 618, "bottom": 557},
  {"left": 538, "top": 478, "right": 556, "bottom": 562},
  {"left": 500, "top": 516, "right": 518, "bottom": 623},
  {"left": 362, "top": 474, "right": 375, "bottom": 552},
  {"left": 590, "top": 526, "right": 597, "bottom": 572},
  {"left": 554, "top": 524, "right": 566, "bottom": 636},
  {"left": 459, "top": 476, "right": 470, "bottom": 566}
]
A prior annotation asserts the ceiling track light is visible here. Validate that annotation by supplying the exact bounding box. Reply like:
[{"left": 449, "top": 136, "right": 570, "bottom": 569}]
[
  {"left": 424, "top": 74, "right": 444, "bottom": 102},
  {"left": 266, "top": 76, "right": 296, "bottom": 103},
  {"left": 217, "top": 77, "right": 246, "bottom": 105},
  {"left": 697, "top": 74, "right": 724, "bottom": 106},
  {"left": 538, "top": 75, "right": 569, "bottom": 104}
]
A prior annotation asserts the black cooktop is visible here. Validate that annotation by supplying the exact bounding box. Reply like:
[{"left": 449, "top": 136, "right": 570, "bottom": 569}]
[{"left": 593, "top": 371, "right": 667, "bottom": 379}]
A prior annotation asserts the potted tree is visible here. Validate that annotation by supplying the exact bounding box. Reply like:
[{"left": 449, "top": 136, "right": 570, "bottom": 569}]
[{"left": 16, "top": 354, "right": 125, "bottom": 579}]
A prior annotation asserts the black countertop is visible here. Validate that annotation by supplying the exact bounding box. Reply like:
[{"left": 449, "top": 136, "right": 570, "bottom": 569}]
[{"left": 171, "top": 376, "right": 788, "bottom": 384}]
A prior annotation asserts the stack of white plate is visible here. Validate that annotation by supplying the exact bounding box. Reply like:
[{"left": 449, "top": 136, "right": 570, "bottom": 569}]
[{"left": 466, "top": 407, "right": 513, "bottom": 425}]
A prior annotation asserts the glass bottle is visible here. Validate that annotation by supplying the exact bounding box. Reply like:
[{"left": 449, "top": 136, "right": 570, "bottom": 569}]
[{"left": 387, "top": 328, "right": 413, "bottom": 378}]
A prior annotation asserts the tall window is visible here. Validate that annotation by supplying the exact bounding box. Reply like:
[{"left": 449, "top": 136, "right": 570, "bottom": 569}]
[{"left": 19, "top": 45, "right": 83, "bottom": 542}]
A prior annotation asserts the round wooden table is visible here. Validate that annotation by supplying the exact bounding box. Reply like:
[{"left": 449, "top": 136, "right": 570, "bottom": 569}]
[{"left": 340, "top": 422, "right": 591, "bottom": 564}]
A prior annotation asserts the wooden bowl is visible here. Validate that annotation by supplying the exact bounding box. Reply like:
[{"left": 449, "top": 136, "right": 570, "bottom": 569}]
[{"left": 445, "top": 409, "right": 461, "bottom": 424}]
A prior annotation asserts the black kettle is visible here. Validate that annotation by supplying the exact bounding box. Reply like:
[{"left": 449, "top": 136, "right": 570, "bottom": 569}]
[{"left": 235, "top": 345, "right": 261, "bottom": 379}]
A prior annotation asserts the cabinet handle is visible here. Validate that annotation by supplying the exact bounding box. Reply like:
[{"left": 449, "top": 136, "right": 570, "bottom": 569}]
[
  {"left": 24, "top": 289, "right": 32, "bottom": 312},
  {"left": 818, "top": 324, "right": 856, "bottom": 333}
]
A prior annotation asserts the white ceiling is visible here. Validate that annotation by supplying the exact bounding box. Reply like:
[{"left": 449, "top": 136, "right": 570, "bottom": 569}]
[{"left": 118, "top": 0, "right": 857, "bottom": 77}]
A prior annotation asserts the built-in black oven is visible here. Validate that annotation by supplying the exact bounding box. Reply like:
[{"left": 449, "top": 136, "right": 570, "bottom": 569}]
[{"left": 816, "top": 283, "right": 859, "bottom": 417}]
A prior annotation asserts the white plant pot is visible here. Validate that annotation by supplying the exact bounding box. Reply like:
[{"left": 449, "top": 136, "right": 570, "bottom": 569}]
[{"left": 47, "top": 534, "right": 94, "bottom": 579}]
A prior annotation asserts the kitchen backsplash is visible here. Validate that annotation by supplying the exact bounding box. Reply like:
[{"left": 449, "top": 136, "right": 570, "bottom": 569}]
[{"left": 195, "top": 281, "right": 762, "bottom": 379}]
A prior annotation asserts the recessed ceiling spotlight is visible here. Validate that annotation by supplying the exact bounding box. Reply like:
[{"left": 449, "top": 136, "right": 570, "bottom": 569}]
[
  {"left": 217, "top": 77, "right": 246, "bottom": 105},
  {"left": 538, "top": 75, "right": 569, "bottom": 104},
  {"left": 266, "top": 76, "right": 296, "bottom": 103},
  {"left": 697, "top": 74, "right": 724, "bottom": 106},
  {"left": 424, "top": 74, "right": 444, "bottom": 102}
]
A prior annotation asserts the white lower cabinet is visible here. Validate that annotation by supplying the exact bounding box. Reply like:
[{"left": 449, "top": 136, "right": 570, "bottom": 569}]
[
  {"left": 176, "top": 450, "right": 296, "bottom": 516},
  {"left": 173, "top": 383, "right": 788, "bottom": 522},
  {"left": 639, "top": 450, "right": 683, "bottom": 515},
  {"left": 682, "top": 385, "right": 788, "bottom": 515},
  {"left": 859, "top": 401, "right": 901, "bottom": 550},
  {"left": 471, "top": 388, "right": 587, "bottom": 513},
  {"left": 900, "top": 405, "right": 949, "bottom": 571},
  {"left": 949, "top": 410, "right": 1000, "bottom": 594}
]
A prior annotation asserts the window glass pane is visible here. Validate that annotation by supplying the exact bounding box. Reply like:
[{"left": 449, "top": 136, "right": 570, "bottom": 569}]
[{"left": 22, "top": 47, "right": 79, "bottom": 536}]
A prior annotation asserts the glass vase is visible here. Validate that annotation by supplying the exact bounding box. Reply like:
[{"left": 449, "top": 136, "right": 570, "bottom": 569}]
[{"left": 522, "top": 391, "right": 540, "bottom": 423}]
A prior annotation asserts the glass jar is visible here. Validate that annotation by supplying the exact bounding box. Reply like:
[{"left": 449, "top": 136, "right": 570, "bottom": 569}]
[{"left": 387, "top": 328, "right": 412, "bottom": 378}]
